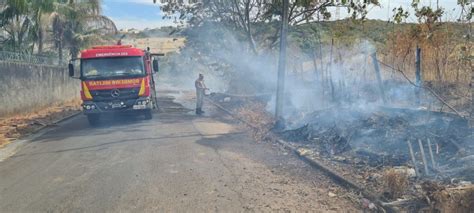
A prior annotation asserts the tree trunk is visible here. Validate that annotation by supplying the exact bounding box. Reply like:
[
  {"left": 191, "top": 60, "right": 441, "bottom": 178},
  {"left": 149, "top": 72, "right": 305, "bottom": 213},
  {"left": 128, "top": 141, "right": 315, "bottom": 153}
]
[
  {"left": 311, "top": 48, "right": 319, "bottom": 81},
  {"left": 37, "top": 11, "right": 44, "bottom": 54},
  {"left": 70, "top": 46, "right": 79, "bottom": 59},
  {"left": 38, "top": 27, "right": 43, "bottom": 54},
  {"left": 58, "top": 40, "right": 63, "bottom": 64},
  {"left": 435, "top": 49, "right": 443, "bottom": 82},
  {"left": 328, "top": 38, "right": 334, "bottom": 102},
  {"left": 244, "top": 0, "right": 257, "bottom": 54}
]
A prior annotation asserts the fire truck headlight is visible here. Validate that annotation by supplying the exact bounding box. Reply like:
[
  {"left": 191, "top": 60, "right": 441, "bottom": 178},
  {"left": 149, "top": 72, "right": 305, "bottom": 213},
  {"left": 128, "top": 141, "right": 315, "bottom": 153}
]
[
  {"left": 86, "top": 105, "right": 91, "bottom": 110},
  {"left": 91, "top": 105, "right": 96, "bottom": 109},
  {"left": 136, "top": 100, "right": 147, "bottom": 105}
]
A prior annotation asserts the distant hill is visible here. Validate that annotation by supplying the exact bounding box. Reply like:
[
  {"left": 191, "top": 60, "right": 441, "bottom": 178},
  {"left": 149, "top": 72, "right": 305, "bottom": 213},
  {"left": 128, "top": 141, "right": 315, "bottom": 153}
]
[
  {"left": 293, "top": 19, "right": 470, "bottom": 47},
  {"left": 136, "top": 26, "right": 182, "bottom": 38}
]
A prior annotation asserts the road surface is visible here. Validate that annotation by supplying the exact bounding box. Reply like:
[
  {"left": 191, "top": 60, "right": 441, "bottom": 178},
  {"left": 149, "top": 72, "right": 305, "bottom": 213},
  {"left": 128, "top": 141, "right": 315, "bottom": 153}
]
[{"left": 0, "top": 90, "right": 359, "bottom": 212}]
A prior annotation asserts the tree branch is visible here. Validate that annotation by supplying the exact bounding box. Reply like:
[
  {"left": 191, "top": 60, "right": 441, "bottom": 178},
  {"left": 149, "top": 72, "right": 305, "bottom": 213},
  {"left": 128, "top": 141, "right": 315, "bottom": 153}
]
[{"left": 377, "top": 59, "right": 466, "bottom": 118}]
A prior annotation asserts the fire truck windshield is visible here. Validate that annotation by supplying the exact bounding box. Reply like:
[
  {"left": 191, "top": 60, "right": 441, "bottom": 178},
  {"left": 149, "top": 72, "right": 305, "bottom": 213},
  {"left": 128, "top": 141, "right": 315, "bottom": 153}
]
[{"left": 81, "top": 56, "right": 145, "bottom": 79}]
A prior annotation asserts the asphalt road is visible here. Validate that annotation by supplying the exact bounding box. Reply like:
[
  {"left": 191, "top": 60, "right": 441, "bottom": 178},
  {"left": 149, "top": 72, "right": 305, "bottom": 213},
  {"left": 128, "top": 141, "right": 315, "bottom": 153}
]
[{"left": 0, "top": 91, "right": 358, "bottom": 212}]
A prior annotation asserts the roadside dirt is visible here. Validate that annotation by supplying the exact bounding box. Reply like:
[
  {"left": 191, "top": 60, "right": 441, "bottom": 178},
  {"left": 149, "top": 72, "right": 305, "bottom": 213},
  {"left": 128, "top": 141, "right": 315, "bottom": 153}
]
[
  {"left": 0, "top": 99, "right": 81, "bottom": 147},
  {"left": 196, "top": 98, "right": 367, "bottom": 211},
  {"left": 209, "top": 144, "right": 361, "bottom": 212}
]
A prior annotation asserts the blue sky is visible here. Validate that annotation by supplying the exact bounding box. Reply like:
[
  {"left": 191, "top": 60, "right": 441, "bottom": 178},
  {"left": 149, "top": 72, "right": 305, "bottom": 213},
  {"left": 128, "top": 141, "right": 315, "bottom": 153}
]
[
  {"left": 102, "top": 0, "right": 174, "bottom": 30},
  {"left": 103, "top": 0, "right": 466, "bottom": 30}
]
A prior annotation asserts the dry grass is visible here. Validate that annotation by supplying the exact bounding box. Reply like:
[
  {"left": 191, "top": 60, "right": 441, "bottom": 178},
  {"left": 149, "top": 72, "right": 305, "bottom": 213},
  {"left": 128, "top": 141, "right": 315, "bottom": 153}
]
[
  {"left": 379, "top": 25, "right": 473, "bottom": 115},
  {"left": 125, "top": 37, "right": 186, "bottom": 54},
  {"left": 385, "top": 24, "right": 472, "bottom": 84},
  {"left": 432, "top": 185, "right": 474, "bottom": 213},
  {"left": 0, "top": 99, "right": 81, "bottom": 147},
  {"left": 235, "top": 102, "right": 275, "bottom": 142},
  {"left": 381, "top": 168, "right": 409, "bottom": 199},
  {"left": 0, "top": 137, "right": 9, "bottom": 148}
]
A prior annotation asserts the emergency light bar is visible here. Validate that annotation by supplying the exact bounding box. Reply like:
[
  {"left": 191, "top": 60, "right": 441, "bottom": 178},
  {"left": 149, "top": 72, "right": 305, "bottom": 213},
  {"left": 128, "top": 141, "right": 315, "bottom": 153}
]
[{"left": 92, "top": 45, "right": 133, "bottom": 49}]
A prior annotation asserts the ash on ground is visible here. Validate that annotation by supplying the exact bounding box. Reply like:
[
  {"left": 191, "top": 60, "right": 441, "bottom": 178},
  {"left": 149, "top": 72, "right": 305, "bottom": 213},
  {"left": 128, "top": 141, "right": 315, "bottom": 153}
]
[{"left": 281, "top": 107, "right": 473, "bottom": 182}]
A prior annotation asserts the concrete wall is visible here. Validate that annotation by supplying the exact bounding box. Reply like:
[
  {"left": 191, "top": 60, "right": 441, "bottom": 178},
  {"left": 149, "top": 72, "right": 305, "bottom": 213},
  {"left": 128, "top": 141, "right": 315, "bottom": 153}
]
[{"left": 0, "top": 61, "right": 80, "bottom": 117}]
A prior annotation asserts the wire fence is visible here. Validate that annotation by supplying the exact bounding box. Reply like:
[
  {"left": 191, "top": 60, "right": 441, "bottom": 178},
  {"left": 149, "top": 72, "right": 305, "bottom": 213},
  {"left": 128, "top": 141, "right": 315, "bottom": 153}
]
[{"left": 0, "top": 51, "right": 67, "bottom": 66}]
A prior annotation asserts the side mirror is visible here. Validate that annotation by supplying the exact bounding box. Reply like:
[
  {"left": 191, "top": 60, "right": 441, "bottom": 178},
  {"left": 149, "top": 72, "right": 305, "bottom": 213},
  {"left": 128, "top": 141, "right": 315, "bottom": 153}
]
[
  {"left": 152, "top": 60, "right": 159, "bottom": 73},
  {"left": 68, "top": 63, "right": 74, "bottom": 77}
]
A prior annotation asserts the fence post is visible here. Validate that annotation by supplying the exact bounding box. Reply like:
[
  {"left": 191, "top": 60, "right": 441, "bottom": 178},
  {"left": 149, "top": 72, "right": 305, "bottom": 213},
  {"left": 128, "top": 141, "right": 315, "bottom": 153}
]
[
  {"left": 415, "top": 46, "right": 422, "bottom": 105},
  {"left": 371, "top": 52, "right": 387, "bottom": 104}
]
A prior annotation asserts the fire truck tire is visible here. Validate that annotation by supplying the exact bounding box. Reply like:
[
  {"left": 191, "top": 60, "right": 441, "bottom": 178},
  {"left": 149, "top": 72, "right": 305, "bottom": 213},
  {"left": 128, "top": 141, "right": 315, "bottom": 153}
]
[
  {"left": 87, "top": 114, "right": 100, "bottom": 126},
  {"left": 144, "top": 110, "right": 153, "bottom": 120}
]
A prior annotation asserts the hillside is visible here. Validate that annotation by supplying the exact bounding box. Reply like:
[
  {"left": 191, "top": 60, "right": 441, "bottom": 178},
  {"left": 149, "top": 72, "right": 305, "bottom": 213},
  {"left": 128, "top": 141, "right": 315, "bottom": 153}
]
[{"left": 294, "top": 19, "right": 471, "bottom": 48}]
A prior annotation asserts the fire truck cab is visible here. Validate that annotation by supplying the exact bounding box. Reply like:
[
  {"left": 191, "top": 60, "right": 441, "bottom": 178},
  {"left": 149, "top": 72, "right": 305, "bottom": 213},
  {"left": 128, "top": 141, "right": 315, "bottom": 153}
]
[{"left": 68, "top": 45, "right": 162, "bottom": 126}]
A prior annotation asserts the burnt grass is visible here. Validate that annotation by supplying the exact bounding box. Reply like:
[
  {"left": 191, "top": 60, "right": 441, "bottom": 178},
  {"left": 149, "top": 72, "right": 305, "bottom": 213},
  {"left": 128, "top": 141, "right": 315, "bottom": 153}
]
[
  {"left": 209, "top": 92, "right": 474, "bottom": 209},
  {"left": 209, "top": 92, "right": 472, "bottom": 182},
  {"left": 280, "top": 107, "right": 472, "bottom": 181}
]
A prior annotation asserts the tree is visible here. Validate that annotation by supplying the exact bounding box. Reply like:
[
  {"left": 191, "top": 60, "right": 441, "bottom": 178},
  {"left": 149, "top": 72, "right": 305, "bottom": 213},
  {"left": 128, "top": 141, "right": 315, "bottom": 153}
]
[
  {"left": 0, "top": 0, "right": 57, "bottom": 53},
  {"left": 50, "top": 0, "right": 117, "bottom": 60},
  {"left": 31, "top": 0, "right": 56, "bottom": 53},
  {"left": 0, "top": 0, "right": 116, "bottom": 57},
  {"left": 0, "top": 0, "right": 32, "bottom": 52},
  {"left": 456, "top": 0, "right": 473, "bottom": 125},
  {"left": 154, "top": 0, "right": 379, "bottom": 54}
]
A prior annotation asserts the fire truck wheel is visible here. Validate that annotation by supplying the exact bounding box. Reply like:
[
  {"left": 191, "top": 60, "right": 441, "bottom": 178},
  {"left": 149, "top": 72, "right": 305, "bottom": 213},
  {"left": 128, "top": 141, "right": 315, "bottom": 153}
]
[
  {"left": 87, "top": 114, "right": 101, "bottom": 126},
  {"left": 144, "top": 110, "right": 153, "bottom": 120}
]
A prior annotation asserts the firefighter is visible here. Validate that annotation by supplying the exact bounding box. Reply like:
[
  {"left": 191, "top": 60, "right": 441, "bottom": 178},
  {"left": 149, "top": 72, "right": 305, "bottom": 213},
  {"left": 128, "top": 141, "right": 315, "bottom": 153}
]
[{"left": 195, "top": 73, "right": 208, "bottom": 114}]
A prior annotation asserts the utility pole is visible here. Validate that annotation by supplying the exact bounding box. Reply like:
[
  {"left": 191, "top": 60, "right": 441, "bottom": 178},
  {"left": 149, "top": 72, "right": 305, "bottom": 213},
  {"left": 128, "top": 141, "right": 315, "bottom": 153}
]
[
  {"left": 415, "top": 46, "right": 422, "bottom": 105},
  {"left": 275, "top": 0, "right": 289, "bottom": 121},
  {"left": 470, "top": 7, "right": 473, "bottom": 129},
  {"left": 371, "top": 53, "right": 387, "bottom": 104}
]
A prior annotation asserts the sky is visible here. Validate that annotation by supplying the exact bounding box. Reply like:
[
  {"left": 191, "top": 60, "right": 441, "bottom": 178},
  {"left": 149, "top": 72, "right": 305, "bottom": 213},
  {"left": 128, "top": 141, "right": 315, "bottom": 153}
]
[
  {"left": 102, "top": 0, "right": 174, "bottom": 30},
  {"left": 102, "top": 0, "right": 468, "bottom": 30},
  {"left": 344, "top": 0, "right": 464, "bottom": 22}
]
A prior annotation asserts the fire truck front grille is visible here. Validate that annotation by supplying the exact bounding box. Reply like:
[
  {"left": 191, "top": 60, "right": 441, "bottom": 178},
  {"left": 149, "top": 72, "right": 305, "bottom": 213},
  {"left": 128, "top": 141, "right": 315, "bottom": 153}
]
[{"left": 90, "top": 88, "right": 140, "bottom": 101}]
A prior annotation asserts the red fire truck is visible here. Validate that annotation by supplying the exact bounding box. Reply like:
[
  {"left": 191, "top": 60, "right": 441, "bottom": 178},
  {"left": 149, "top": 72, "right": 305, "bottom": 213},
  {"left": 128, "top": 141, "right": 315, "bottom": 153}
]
[{"left": 68, "top": 45, "right": 162, "bottom": 126}]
